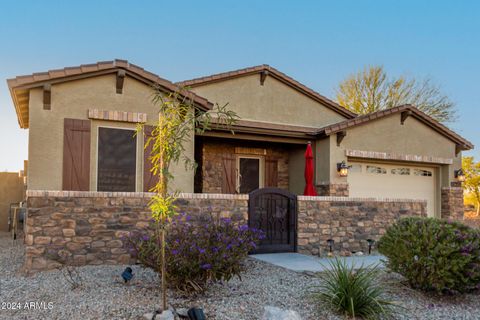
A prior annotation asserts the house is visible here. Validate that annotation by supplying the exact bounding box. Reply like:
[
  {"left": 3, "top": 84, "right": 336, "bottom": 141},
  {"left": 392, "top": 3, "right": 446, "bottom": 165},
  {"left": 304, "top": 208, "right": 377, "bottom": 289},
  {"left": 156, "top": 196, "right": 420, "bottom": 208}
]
[{"left": 8, "top": 60, "right": 472, "bottom": 219}]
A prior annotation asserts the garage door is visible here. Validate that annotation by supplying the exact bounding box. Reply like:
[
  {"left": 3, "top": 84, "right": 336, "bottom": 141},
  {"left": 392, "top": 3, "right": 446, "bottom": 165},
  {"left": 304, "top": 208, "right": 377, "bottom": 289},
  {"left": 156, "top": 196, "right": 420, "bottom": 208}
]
[{"left": 348, "top": 162, "right": 436, "bottom": 217}]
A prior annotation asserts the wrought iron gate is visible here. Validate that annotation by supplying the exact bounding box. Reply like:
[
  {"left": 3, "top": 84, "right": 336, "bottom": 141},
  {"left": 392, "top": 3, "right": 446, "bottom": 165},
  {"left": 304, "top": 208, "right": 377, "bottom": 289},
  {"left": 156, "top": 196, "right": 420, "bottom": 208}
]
[{"left": 248, "top": 188, "right": 297, "bottom": 253}]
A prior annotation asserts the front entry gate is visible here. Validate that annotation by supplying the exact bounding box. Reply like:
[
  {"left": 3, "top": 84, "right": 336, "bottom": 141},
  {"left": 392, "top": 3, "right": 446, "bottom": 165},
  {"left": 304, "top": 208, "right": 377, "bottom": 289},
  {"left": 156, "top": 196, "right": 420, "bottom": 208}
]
[{"left": 248, "top": 188, "right": 297, "bottom": 254}]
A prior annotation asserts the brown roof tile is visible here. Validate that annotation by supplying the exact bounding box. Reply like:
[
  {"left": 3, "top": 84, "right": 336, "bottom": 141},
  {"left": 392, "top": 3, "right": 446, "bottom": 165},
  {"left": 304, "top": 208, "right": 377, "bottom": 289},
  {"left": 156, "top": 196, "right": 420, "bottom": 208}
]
[
  {"left": 7, "top": 59, "right": 213, "bottom": 128},
  {"left": 316, "top": 105, "right": 473, "bottom": 150}
]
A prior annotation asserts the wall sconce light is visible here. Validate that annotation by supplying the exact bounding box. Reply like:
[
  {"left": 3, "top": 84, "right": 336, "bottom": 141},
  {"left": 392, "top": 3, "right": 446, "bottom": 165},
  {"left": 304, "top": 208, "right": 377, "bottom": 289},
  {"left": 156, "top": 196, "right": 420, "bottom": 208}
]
[
  {"left": 337, "top": 161, "right": 350, "bottom": 177},
  {"left": 367, "top": 239, "right": 375, "bottom": 255},
  {"left": 327, "top": 239, "right": 335, "bottom": 253},
  {"left": 454, "top": 169, "right": 466, "bottom": 182}
]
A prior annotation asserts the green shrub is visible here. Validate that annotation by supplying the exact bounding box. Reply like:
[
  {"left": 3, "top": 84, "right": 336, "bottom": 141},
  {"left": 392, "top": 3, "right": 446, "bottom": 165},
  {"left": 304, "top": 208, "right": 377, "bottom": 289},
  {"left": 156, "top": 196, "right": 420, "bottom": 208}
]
[
  {"left": 312, "top": 258, "right": 396, "bottom": 319},
  {"left": 378, "top": 217, "right": 480, "bottom": 293},
  {"left": 125, "top": 213, "right": 264, "bottom": 293}
]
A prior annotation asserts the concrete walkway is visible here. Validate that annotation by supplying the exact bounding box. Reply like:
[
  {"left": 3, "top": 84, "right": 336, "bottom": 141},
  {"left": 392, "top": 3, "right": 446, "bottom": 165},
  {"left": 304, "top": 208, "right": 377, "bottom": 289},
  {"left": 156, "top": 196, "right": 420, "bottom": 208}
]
[{"left": 250, "top": 253, "right": 385, "bottom": 272}]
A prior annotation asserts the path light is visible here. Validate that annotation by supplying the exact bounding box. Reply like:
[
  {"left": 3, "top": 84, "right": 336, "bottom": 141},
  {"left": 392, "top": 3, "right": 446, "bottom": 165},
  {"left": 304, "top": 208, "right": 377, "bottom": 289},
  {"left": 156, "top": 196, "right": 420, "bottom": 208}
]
[
  {"left": 327, "top": 239, "right": 335, "bottom": 253},
  {"left": 454, "top": 169, "right": 466, "bottom": 182},
  {"left": 337, "top": 161, "right": 350, "bottom": 177},
  {"left": 367, "top": 239, "right": 375, "bottom": 255}
]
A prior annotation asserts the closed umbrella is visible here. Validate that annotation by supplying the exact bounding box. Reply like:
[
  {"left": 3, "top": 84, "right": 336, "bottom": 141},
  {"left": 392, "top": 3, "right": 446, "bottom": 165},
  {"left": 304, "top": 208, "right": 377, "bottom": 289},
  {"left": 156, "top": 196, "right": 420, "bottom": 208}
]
[{"left": 303, "top": 142, "right": 317, "bottom": 196}]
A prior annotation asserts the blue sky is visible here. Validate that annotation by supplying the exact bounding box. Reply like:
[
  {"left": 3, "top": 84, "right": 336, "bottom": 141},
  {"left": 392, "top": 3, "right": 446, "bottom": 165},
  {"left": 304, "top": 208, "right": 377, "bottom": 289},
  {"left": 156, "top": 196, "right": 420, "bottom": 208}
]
[{"left": 0, "top": 0, "right": 478, "bottom": 171}]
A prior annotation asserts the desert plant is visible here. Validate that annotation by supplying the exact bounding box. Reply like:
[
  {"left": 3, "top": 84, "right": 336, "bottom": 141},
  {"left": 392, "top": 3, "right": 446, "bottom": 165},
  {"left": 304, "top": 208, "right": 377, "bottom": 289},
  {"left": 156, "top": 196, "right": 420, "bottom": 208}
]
[
  {"left": 125, "top": 214, "right": 264, "bottom": 293},
  {"left": 312, "top": 258, "right": 396, "bottom": 319},
  {"left": 46, "top": 248, "right": 83, "bottom": 290},
  {"left": 140, "top": 86, "right": 237, "bottom": 309},
  {"left": 378, "top": 217, "right": 480, "bottom": 293}
]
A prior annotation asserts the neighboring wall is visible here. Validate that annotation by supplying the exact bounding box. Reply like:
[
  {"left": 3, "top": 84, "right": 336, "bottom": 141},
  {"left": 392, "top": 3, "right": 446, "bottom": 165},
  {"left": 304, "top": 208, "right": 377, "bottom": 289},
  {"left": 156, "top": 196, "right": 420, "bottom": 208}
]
[
  {"left": 25, "top": 190, "right": 427, "bottom": 272},
  {"left": 0, "top": 173, "right": 25, "bottom": 231},
  {"left": 189, "top": 74, "right": 347, "bottom": 128},
  {"left": 25, "top": 191, "right": 248, "bottom": 273},
  {"left": 297, "top": 196, "right": 427, "bottom": 255},
  {"left": 28, "top": 74, "right": 194, "bottom": 192}
]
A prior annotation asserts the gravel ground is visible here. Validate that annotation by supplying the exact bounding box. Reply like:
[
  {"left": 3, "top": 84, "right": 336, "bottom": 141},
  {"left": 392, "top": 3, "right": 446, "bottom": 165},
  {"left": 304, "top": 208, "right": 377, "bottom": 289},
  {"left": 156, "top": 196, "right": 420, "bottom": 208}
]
[
  {"left": 0, "top": 232, "right": 479, "bottom": 319},
  {"left": 0, "top": 232, "right": 334, "bottom": 320}
]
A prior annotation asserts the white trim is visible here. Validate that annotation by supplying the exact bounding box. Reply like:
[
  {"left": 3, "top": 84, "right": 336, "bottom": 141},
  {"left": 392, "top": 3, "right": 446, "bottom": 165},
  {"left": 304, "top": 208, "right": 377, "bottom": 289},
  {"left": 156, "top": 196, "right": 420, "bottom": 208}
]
[{"left": 96, "top": 126, "right": 139, "bottom": 192}]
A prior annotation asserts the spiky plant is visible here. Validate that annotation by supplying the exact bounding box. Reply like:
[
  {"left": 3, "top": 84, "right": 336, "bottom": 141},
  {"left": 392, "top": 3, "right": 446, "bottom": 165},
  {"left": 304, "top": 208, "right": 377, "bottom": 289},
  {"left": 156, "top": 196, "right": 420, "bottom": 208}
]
[{"left": 312, "top": 258, "right": 397, "bottom": 319}]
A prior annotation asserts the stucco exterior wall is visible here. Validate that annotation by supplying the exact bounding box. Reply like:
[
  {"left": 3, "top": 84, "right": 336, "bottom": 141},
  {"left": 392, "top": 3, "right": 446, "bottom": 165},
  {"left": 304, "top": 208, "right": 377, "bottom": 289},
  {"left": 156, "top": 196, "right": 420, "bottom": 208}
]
[
  {"left": 323, "top": 114, "right": 459, "bottom": 185},
  {"left": 288, "top": 145, "right": 307, "bottom": 195},
  {"left": 28, "top": 74, "right": 194, "bottom": 192},
  {"left": 188, "top": 74, "right": 347, "bottom": 128},
  {"left": 0, "top": 173, "right": 25, "bottom": 231}
]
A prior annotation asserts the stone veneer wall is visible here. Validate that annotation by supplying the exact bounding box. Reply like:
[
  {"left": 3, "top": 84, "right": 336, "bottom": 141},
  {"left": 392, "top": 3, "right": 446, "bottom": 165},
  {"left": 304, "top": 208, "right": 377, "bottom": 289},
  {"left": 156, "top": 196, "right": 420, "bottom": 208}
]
[
  {"left": 316, "top": 183, "right": 349, "bottom": 196},
  {"left": 200, "top": 140, "right": 289, "bottom": 193},
  {"left": 25, "top": 191, "right": 248, "bottom": 273},
  {"left": 25, "top": 190, "right": 432, "bottom": 272},
  {"left": 441, "top": 187, "right": 464, "bottom": 221},
  {"left": 297, "top": 196, "right": 427, "bottom": 255}
]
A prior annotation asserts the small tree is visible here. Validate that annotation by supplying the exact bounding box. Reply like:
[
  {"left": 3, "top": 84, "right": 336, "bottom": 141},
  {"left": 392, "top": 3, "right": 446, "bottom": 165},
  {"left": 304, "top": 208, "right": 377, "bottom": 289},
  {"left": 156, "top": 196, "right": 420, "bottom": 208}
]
[
  {"left": 336, "top": 65, "right": 456, "bottom": 123},
  {"left": 462, "top": 156, "right": 480, "bottom": 215},
  {"left": 139, "top": 86, "right": 237, "bottom": 310}
]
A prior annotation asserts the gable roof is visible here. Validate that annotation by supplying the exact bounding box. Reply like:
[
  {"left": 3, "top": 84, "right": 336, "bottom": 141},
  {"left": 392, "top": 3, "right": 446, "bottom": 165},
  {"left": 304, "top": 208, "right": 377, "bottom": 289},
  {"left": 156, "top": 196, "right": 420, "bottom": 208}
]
[
  {"left": 316, "top": 104, "right": 474, "bottom": 150},
  {"left": 7, "top": 59, "right": 212, "bottom": 128},
  {"left": 177, "top": 65, "right": 357, "bottom": 119}
]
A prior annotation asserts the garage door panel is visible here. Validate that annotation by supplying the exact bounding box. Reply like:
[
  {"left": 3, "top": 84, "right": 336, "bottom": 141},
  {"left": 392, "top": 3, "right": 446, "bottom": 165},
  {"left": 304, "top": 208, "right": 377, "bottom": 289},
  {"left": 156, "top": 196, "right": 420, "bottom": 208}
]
[{"left": 348, "top": 162, "right": 435, "bottom": 217}]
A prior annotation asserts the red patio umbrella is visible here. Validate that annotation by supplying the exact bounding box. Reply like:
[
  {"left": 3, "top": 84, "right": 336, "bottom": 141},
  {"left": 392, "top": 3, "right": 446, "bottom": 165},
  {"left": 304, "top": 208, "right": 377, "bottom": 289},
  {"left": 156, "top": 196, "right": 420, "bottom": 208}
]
[{"left": 304, "top": 142, "right": 317, "bottom": 196}]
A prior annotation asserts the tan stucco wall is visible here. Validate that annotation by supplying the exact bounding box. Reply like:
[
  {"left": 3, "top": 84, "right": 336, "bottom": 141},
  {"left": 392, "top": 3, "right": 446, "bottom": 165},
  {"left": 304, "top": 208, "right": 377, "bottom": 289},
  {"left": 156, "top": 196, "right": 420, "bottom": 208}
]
[
  {"left": 28, "top": 74, "right": 194, "bottom": 192},
  {"left": 288, "top": 145, "right": 307, "bottom": 195},
  {"left": 0, "top": 172, "right": 25, "bottom": 231},
  {"left": 313, "top": 113, "right": 460, "bottom": 217},
  {"left": 189, "top": 74, "right": 347, "bottom": 128}
]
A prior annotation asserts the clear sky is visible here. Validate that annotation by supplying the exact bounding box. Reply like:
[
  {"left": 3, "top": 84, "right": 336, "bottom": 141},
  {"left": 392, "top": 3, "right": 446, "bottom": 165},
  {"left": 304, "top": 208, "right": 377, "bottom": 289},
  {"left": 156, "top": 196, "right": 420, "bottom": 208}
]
[{"left": 0, "top": 0, "right": 478, "bottom": 171}]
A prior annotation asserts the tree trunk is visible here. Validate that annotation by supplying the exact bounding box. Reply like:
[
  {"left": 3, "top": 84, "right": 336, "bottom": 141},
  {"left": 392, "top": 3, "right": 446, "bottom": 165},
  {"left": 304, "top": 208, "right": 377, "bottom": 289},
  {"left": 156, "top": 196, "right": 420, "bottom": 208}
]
[{"left": 158, "top": 112, "right": 168, "bottom": 312}]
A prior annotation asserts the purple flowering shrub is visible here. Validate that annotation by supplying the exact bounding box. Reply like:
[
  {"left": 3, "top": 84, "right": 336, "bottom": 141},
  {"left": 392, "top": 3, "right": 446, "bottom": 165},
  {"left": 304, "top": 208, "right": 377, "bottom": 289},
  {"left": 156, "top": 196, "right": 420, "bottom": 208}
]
[
  {"left": 378, "top": 217, "right": 480, "bottom": 293},
  {"left": 125, "top": 214, "right": 265, "bottom": 293}
]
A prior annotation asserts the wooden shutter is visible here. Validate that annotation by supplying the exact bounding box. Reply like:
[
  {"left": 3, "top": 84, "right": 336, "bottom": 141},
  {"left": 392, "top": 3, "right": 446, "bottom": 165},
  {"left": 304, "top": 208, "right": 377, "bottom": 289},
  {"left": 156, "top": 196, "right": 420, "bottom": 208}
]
[
  {"left": 221, "top": 154, "right": 236, "bottom": 194},
  {"left": 63, "top": 119, "right": 91, "bottom": 191},
  {"left": 143, "top": 125, "right": 159, "bottom": 192},
  {"left": 265, "top": 157, "right": 278, "bottom": 187}
]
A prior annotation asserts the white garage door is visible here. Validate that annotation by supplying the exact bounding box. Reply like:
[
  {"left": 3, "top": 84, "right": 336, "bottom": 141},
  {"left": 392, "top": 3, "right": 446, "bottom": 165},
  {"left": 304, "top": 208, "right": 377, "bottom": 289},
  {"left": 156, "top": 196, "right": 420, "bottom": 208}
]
[{"left": 348, "top": 162, "right": 436, "bottom": 217}]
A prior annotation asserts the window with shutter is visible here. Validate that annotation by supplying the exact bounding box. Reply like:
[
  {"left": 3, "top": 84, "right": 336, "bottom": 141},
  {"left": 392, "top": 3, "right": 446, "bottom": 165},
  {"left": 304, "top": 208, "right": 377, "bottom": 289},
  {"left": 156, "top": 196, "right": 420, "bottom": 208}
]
[
  {"left": 97, "top": 127, "right": 137, "bottom": 192},
  {"left": 62, "top": 118, "right": 91, "bottom": 191}
]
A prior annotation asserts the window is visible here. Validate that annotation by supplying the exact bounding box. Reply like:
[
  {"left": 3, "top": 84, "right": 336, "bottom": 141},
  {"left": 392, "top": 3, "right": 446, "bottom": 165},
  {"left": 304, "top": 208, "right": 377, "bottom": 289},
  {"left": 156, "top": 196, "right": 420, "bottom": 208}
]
[
  {"left": 97, "top": 127, "right": 137, "bottom": 192},
  {"left": 391, "top": 168, "right": 410, "bottom": 175},
  {"left": 237, "top": 156, "right": 264, "bottom": 194},
  {"left": 414, "top": 169, "right": 432, "bottom": 177},
  {"left": 366, "top": 165, "right": 386, "bottom": 174}
]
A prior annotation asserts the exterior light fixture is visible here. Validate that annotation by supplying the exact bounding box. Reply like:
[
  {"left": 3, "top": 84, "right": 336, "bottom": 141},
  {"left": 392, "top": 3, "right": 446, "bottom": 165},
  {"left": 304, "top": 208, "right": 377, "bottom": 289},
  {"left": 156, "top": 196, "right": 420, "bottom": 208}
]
[
  {"left": 327, "top": 239, "right": 335, "bottom": 253},
  {"left": 337, "top": 161, "right": 350, "bottom": 177},
  {"left": 367, "top": 239, "right": 375, "bottom": 255},
  {"left": 454, "top": 169, "right": 466, "bottom": 182}
]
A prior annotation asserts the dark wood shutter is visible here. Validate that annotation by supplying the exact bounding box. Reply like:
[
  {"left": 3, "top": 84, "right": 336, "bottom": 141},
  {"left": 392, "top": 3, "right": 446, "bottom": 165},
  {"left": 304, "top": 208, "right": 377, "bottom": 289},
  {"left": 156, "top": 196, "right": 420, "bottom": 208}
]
[
  {"left": 221, "top": 154, "right": 236, "bottom": 194},
  {"left": 143, "top": 125, "right": 159, "bottom": 192},
  {"left": 265, "top": 157, "right": 278, "bottom": 187},
  {"left": 63, "top": 119, "right": 91, "bottom": 191}
]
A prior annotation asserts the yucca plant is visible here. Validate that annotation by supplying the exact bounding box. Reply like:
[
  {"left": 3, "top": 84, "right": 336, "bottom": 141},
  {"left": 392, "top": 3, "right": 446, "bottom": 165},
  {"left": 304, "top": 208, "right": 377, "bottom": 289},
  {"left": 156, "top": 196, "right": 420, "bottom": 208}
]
[{"left": 312, "top": 258, "right": 397, "bottom": 319}]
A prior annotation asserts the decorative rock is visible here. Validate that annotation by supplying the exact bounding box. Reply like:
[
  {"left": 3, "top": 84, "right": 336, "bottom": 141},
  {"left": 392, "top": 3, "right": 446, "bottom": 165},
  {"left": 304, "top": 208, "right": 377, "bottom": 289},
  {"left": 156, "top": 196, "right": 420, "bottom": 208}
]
[
  {"left": 355, "top": 251, "right": 364, "bottom": 256},
  {"left": 62, "top": 229, "right": 75, "bottom": 237},
  {"left": 34, "top": 236, "right": 51, "bottom": 245},
  {"left": 262, "top": 306, "right": 302, "bottom": 320},
  {"left": 155, "top": 310, "right": 174, "bottom": 320},
  {"left": 143, "top": 313, "right": 154, "bottom": 320}
]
